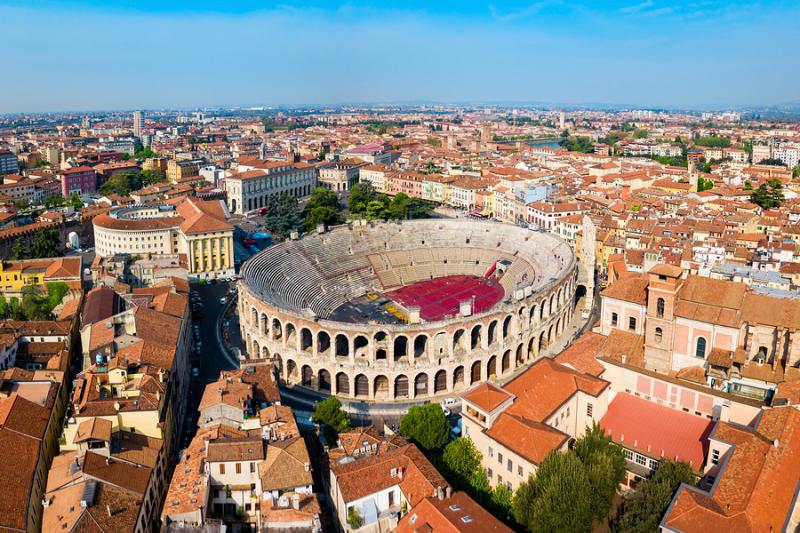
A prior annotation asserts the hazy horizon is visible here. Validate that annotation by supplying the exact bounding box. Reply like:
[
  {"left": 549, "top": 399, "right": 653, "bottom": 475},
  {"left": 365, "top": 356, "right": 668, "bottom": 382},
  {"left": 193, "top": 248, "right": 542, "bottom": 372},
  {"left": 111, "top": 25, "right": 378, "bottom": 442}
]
[{"left": 1, "top": 0, "right": 798, "bottom": 114}]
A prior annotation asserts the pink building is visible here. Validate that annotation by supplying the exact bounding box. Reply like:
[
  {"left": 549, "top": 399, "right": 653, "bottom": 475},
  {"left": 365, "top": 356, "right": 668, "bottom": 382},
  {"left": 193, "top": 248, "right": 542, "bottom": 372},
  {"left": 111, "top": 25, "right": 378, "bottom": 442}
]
[{"left": 59, "top": 166, "right": 97, "bottom": 197}]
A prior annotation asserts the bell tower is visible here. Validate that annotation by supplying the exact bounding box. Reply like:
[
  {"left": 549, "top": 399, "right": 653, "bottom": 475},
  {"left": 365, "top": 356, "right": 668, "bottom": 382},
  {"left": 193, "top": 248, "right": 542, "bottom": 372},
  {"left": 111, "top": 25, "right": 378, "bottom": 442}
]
[{"left": 643, "top": 264, "right": 684, "bottom": 373}]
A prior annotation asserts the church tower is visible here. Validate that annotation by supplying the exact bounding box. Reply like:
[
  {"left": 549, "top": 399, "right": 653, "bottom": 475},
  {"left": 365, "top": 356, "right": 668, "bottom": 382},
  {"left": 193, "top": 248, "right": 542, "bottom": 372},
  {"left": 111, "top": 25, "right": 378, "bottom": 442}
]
[{"left": 643, "top": 264, "right": 684, "bottom": 373}]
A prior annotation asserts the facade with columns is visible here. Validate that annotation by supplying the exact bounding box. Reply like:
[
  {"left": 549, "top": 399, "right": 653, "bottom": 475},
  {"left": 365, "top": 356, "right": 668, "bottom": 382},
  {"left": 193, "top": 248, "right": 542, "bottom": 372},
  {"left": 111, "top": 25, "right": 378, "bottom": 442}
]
[{"left": 238, "top": 267, "right": 578, "bottom": 402}]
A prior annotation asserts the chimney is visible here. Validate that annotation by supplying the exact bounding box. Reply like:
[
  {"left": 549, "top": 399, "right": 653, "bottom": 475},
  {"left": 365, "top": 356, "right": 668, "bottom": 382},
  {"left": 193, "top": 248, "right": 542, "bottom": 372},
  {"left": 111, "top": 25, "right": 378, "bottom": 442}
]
[
  {"left": 445, "top": 487, "right": 451, "bottom": 499},
  {"left": 304, "top": 462, "right": 310, "bottom": 472},
  {"left": 437, "top": 487, "right": 444, "bottom": 500},
  {"left": 292, "top": 494, "right": 300, "bottom": 510},
  {"left": 106, "top": 505, "right": 113, "bottom": 517},
  {"left": 774, "top": 439, "right": 780, "bottom": 448}
]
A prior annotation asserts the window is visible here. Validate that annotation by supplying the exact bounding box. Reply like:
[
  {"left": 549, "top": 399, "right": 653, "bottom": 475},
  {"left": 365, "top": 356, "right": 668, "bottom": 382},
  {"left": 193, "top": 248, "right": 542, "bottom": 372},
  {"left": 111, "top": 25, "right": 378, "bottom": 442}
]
[
  {"left": 498, "top": 452, "right": 503, "bottom": 464},
  {"left": 655, "top": 327, "right": 663, "bottom": 344},
  {"left": 219, "top": 464, "right": 225, "bottom": 475},
  {"left": 711, "top": 449, "right": 720, "bottom": 465},
  {"left": 586, "top": 403, "right": 593, "bottom": 418},
  {"left": 611, "top": 312, "right": 618, "bottom": 327},
  {"left": 487, "top": 468, "right": 493, "bottom": 479},
  {"left": 488, "top": 446, "right": 493, "bottom": 458},
  {"left": 507, "top": 459, "right": 512, "bottom": 472},
  {"left": 629, "top": 317, "right": 637, "bottom": 331},
  {"left": 250, "top": 463, "right": 256, "bottom": 473},
  {"left": 696, "top": 337, "right": 707, "bottom": 358},
  {"left": 518, "top": 465, "right": 523, "bottom": 476},
  {"left": 235, "top": 463, "right": 241, "bottom": 474},
  {"left": 388, "top": 490, "right": 395, "bottom": 507},
  {"left": 656, "top": 298, "right": 665, "bottom": 318},
  {"left": 624, "top": 449, "right": 634, "bottom": 461},
  {"left": 498, "top": 475, "right": 503, "bottom": 484},
  {"left": 635, "top": 454, "right": 647, "bottom": 466},
  {"left": 649, "top": 459, "right": 659, "bottom": 471}
]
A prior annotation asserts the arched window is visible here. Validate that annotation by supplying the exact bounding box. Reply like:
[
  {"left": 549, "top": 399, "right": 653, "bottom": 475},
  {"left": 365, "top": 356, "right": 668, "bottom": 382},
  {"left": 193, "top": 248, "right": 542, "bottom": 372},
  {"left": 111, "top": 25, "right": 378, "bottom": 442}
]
[
  {"left": 611, "top": 312, "right": 618, "bottom": 327},
  {"left": 695, "top": 337, "right": 707, "bottom": 358},
  {"left": 656, "top": 298, "right": 665, "bottom": 318},
  {"left": 655, "top": 327, "right": 663, "bottom": 344}
]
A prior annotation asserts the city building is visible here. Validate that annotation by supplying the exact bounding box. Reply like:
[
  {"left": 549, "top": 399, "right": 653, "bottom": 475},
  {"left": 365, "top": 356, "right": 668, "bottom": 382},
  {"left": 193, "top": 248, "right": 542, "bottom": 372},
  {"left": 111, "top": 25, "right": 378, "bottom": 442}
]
[
  {"left": 225, "top": 158, "right": 317, "bottom": 214},
  {"left": 58, "top": 166, "right": 97, "bottom": 197},
  {"left": 92, "top": 197, "right": 235, "bottom": 280},
  {"left": 0, "top": 150, "right": 19, "bottom": 175}
]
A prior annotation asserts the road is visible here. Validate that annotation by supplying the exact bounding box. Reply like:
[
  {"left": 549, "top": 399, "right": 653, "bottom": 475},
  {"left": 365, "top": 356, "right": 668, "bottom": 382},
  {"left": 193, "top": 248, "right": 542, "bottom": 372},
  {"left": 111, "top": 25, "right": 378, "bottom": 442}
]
[{"left": 181, "top": 280, "right": 240, "bottom": 445}]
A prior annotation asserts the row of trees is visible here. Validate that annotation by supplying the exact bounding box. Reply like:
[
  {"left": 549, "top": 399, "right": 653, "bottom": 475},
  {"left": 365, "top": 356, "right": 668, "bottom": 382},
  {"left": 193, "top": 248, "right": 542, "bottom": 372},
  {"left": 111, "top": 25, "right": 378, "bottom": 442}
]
[
  {"left": 98, "top": 169, "right": 165, "bottom": 196},
  {"left": 0, "top": 283, "right": 69, "bottom": 321},
  {"left": 262, "top": 184, "right": 435, "bottom": 238},
  {"left": 11, "top": 227, "right": 60, "bottom": 260},
  {"left": 349, "top": 183, "right": 433, "bottom": 221}
]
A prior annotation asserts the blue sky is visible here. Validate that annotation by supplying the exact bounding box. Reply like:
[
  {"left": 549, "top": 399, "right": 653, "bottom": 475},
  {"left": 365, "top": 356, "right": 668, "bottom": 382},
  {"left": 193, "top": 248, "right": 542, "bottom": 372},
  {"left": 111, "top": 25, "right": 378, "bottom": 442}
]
[{"left": 0, "top": 0, "right": 798, "bottom": 113}]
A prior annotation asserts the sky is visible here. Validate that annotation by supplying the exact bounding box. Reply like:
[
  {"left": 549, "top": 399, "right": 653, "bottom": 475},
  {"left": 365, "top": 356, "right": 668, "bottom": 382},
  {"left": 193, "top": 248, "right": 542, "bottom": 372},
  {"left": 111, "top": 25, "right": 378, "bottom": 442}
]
[{"left": 0, "top": 0, "right": 798, "bottom": 113}]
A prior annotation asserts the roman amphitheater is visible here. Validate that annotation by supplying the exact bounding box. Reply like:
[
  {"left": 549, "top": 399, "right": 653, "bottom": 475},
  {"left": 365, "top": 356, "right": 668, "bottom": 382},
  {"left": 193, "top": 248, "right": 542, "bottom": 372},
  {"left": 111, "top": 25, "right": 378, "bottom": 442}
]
[{"left": 238, "top": 219, "right": 581, "bottom": 402}]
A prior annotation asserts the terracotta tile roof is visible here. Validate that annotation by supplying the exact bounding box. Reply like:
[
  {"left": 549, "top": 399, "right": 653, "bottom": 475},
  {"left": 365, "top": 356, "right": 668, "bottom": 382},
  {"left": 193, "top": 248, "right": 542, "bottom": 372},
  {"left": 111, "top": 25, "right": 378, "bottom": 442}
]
[
  {"left": 502, "top": 358, "right": 609, "bottom": 422},
  {"left": 600, "top": 393, "right": 713, "bottom": 470},
  {"left": 206, "top": 437, "right": 264, "bottom": 462},
  {"left": 485, "top": 413, "right": 569, "bottom": 465},
  {"left": 259, "top": 437, "right": 313, "bottom": 491},
  {"left": 461, "top": 382, "right": 512, "bottom": 413},
  {"left": 397, "top": 491, "right": 514, "bottom": 533},
  {"left": 73, "top": 417, "right": 112, "bottom": 443},
  {"left": 176, "top": 197, "right": 232, "bottom": 234},
  {"left": 600, "top": 274, "right": 649, "bottom": 305},
  {"left": 332, "top": 444, "right": 448, "bottom": 506},
  {"left": 82, "top": 450, "right": 152, "bottom": 495},
  {"left": 662, "top": 407, "right": 800, "bottom": 532},
  {"left": 554, "top": 331, "right": 607, "bottom": 377}
]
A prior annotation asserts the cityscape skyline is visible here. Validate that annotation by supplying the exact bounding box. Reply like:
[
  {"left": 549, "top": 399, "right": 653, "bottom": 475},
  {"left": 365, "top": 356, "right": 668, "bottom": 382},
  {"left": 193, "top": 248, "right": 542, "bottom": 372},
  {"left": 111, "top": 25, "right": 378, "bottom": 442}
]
[{"left": 1, "top": 0, "right": 798, "bottom": 113}]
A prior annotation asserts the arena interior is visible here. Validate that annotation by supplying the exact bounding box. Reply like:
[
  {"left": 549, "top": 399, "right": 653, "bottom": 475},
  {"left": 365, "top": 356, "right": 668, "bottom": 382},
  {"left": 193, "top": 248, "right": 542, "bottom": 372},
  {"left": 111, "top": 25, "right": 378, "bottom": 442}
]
[{"left": 238, "top": 219, "right": 579, "bottom": 402}]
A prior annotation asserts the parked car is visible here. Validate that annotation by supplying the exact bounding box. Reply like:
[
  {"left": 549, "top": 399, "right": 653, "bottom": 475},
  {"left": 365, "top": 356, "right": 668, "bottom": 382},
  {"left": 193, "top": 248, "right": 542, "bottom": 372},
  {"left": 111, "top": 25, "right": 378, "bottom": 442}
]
[
  {"left": 441, "top": 397, "right": 459, "bottom": 407},
  {"left": 219, "top": 296, "right": 228, "bottom": 305}
]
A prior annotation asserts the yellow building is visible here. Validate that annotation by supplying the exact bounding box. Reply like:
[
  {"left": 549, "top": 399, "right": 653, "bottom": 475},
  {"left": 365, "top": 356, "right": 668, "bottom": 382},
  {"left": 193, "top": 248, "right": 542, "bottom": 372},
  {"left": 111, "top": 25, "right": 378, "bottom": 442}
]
[
  {"left": 92, "top": 198, "right": 234, "bottom": 280},
  {"left": 167, "top": 159, "right": 200, "bottom": 183},
  {"left": 0, "top": 256, "right": 82, "bottom": 295}
]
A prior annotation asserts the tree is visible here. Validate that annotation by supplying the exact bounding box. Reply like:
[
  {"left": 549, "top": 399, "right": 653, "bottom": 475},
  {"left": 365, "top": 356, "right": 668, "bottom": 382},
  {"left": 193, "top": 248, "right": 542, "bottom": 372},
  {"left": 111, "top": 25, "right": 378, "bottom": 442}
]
[
  {"left": 46, "top": 282, "right": 69, "bottom": 309},
  {"left": 634, "top": 128, "right": 648, "bottom": 139},
  {"left": 441, "top": 437, "right": 483, "bottom": 489},
  {"left": 348, "top": 182, "right": 377, "bottom": 215},
  {"left": 399, "top": 403, "right": 449, "bottom": 452},
  {"left": 31, "top": 227, "right": 60, "bottom": 258},
  {"left": 750, "top": 182, "right": 784, "bottom": 209},
  {"left": 559, "top": 135, "right": 594, "bottom": 153},
  {"left": 756, "top": 157, "right": 786, "bottom": 167},
  {"left": 21, "top": 286, "right": 51, "bottom": 321},
  {"left": 311, "top": 397, "right": 350, "bottom": 434},
  {"left": 140, "top": 169, "right": 166, "bottom": 186},
  {"left": 614, "top": 461, "right": 695, "bottom": 533},
  {"left": 512, "top": 451, "right": 593, "bottom": 533},
  {"left": 69, "top": 192, "right": 83, "bottom": 209},
  {"left": 490, "top": 484, "right": 513, "bottom": 519},
  {"left": 0, "top": 295, "right": 7, "bottom": 319},
  {"left": 11, "top": 238, "right": 26, "bottom": 260},
  {"left": 793, "top": 166, "right": 800, "bottom": 179},
  {"left": 347, "top": 506, "right": 363, "bottom": 530},
  {"left": 694, "top": 135, "right": 731, "bottom": 148},
  {"left": 44, "top": 195, "right": 65, "bottom": 209},
  {"left": 697, "top": 177, "right": 714, "bottom": 192},
  {"left": 263, "top": 194, "right": 302, "bottom": 237},
  {"left": 8, "top": 297, "right": 23, "bottom": 321},
  {"left": 574, "top": 423, "right": 626, "bottom": 523}
]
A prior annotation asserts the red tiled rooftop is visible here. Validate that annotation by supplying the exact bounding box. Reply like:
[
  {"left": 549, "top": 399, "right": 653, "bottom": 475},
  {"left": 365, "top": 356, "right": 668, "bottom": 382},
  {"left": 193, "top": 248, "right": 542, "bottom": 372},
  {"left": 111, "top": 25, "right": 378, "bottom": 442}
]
[{"left": 600, "top": 392, "right": 713, "bottom": 470}]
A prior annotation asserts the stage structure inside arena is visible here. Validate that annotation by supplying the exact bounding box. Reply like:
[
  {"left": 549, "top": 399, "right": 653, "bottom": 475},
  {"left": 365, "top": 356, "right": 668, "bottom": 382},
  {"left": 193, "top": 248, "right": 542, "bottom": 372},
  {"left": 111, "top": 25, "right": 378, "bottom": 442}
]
[{"left": 239, "top": 219, "right": 578, "bottom": 402}]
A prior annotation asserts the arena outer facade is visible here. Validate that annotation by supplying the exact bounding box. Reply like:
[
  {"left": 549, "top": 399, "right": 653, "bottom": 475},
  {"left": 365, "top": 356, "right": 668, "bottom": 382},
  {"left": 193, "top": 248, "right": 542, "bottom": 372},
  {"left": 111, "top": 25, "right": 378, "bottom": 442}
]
[{"left": 238, "top": 219, "right": 579, "bottom": 402}]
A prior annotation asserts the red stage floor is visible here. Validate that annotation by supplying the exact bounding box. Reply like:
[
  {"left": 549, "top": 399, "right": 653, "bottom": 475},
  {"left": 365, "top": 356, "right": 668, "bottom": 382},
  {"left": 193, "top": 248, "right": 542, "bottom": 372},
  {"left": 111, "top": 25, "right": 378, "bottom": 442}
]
[{"left": 387, "top": 275, "right": 505, "bottom": 322}]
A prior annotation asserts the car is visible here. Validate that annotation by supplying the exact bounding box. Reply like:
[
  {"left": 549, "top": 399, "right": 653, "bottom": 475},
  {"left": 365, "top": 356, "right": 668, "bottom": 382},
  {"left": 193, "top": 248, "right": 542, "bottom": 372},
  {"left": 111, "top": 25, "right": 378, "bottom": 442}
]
[
  {"left": 223, "top": 319, "right": 230, "bottom": 328},
  {"left": 441, "top": 406, "right": 451, "bottom": 417},
  {"left": 192, "top": 368, "right": 199, "bottom": 378},
  {"left": 441, "top": 397, "right": 459, "bottom": 407},
  {"left": 219, "top": 297, "right": 228, "bottom": 305}
]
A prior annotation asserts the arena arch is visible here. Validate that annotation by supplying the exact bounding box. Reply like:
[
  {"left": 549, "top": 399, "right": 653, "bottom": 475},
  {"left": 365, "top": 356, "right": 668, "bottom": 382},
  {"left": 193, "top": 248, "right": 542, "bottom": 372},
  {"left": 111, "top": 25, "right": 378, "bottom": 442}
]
[
  {"left": 470, "top": 324, "right": 483, "bottom": 350},
  {"left": 487, "top": 320, "right": 498, "bottom": 346},
  {"left": 487, "top": 355, "right": 497, "bottom": 379},
  {"left": 317, "top": 331, "right": 331, "bottom": 355},
  {"left": 395, "top": 375, "right": 409, "bottom": 399},
  {"left": 335, "top": 334, "right": 350, "bottom": 358},
  {"left": 354, "top": 335, "right": 369, "bottom": 357},
  {"left": 374, "top": 375, "right": 389, "bottom": 400},
  {"left": 272, "top": 318, "right": 282, "bottom": 341},
  {"left": 318, "top": 369, "right": 332, "bottom": 392},
  {"left": 394, "top": 335, "right": 408, "bottom": 360},
  {"left": 434, "top": 370, "right": 447, "bottom": 394},
  {"left": 336, "top": 372, "right": 349, "bottom": 395},
  {"left": 453, "top": 366, "right": 465, "bottom": 389},
  {"left": 301, "top": 365, "right": 313, "bottom": 387},
  {"left": 470, "top": 361, "right": 481, "bottom": 384},
  {"left": 354, "top": 374, "right": 369, "bottom": 398},
  {"left": 414, "top": 373, "right": 429, "bottom": 397},
  {"left": 502, "top": 350, "right": 511, "bottom": 373},
  {"left": 414, "top": 335, "right": 428, "bottom": 358},
  {"left": 300, "top": 328, "right": 313, "bottom": 352}
]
